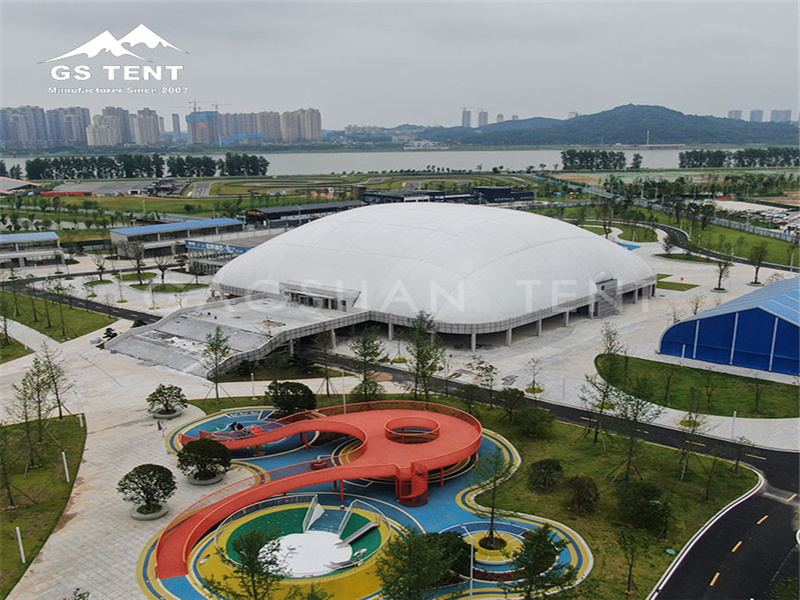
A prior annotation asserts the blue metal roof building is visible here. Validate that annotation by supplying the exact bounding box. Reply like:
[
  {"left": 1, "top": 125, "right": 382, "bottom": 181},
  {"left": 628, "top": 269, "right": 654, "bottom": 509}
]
[
  {"left": 110, "top": 218, "right": 242, "bottom": 237},
  {"left": 658, "top": 278, "right": 800, "bottom": 376}
]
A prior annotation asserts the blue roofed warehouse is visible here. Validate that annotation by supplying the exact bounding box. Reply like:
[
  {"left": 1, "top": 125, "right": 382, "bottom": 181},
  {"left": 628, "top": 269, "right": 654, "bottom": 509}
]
[{"left": 658, "top": 278, "right": 800, "bottom": 376}]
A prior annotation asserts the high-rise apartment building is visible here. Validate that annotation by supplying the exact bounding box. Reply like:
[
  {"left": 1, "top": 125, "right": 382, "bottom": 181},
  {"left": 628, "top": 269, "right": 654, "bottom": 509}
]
[
  {"left": 171, "top": 113, "right": 182, "bottom": 135},
  {"left": 0, "top": 105, "right": 49, "bottom": 148},
  {"left": 727, "top": 110, "right": 743, "bottom": 120},
  {"left": 130, "top": 108, "right": 161, "bottom": 145},
  {"left": 280, "top": 111, "right": 301, "bottom": 143},
  {"left": 770, "top": 109, "right": 792, "bottom": 123},
  {"left": 750, "top": 109, "right": 763, "bottom": 123},
  {"left": 477, "top": 111, "right": 488, "bottom": 127},
  {"left": 461, "top": 109, "right": 472, "bottom": 128},
  {"left": 511, "top": 115, "right": 519, "bottom": 120},
  {"left": 298, "top": 108, "right": 322, "bottom": 141},
  {"left": 186, "top": 111, "right": 221, "bottom": 144},
  {"left": 101, "top": 107, "right": 133, "bottom": 144},
  {"left": 46, "top": 107, "right": 90, "bottom": 146},
  {"left": 257, "top": 111, "right": 282, "bottom": 142},
  {"left": 87, "top": 115, "right": 123, "bottom": 147},
  {"left": 496, "top": 114, "right": 504, "bottom": 123}
]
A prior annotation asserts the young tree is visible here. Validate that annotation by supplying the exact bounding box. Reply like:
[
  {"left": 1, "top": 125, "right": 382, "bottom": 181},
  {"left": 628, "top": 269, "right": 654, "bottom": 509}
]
[
  {"left": 661, "top": 232, "right": 677, "bottom": 256},
  {"left": 117, "top": 464, "right": 176, "bottom": 513},
  {"left": 39, "top": 343, "right": 72, "bottom": 420},
  {"left": 0, "top": 421, "right": 19, "bottom": 507},
  {"left": 375, "top": 528, "right": 464, "bottom": 600},
  {"left": 678, "top": 390, "right": 708, "bottom": 481},
  {"left": 146, "top": 383, "right": 188, "bottom": 416},
  {"left": 205, "top": 528, "right": 286, "bottom": 600},
  {"left": 267, "top": 381, "right": 316, "bottom": 414},
  {"left": 528, "top": 459, "right": 563, "bottom": 491},
  {"left": 525, "top": 357, "right": 543, "bottom": 394},
  {"left": 202, "top": 326, "right": 232, "bottom": 404},
  {"left": 701, "top": 449, "right": 722, "bottom": 502},
  {"left": 472, "top": 449, "right": 513, "bottom": 549},
  {"left": 92, "top": 254, "right": 107, "bottom": 281},
  {"left": 749, "top": 242, "right": 768, "bottom": 285},
  {"left": 578, "top": 373, "right": 619, "bottom": 444},
  {"left": 153, "top": 254, "right": 171, "bottom": 285},
  {"left": 468, "top": 355, "right": 498, "bottom": 407},
  {"left": 177, "top": 438, "right": 232, "bottom": 481},
  {"left": 599, "top": 321, "right": 627, "bottom": 382},
  {"left": 496, "top": 387, "right": 526, "bottom": 422},
  {"left": 617, "top": 527, "right": 646, "bottom": 593},
  {"left": 349, "top": 325, "right": 384, "bottom": 394},
  {"left": 313, "top": 331, "right": 334, "bottom": 397},
  {"left": 504, "top": 524, "right": 576, "bottom": 599},
  {"left": 688, "top": 292, "right": 706, "bottom": 315},
  {"left": 403, "top": 311, "right": 444, "bottom": 401},
  {"left": 713, "top": 256, "right": 732, "bottom": 291},
  {"left": 118, "top": 241, "right": 146, "bottom": 285},
  {"left": 612, "top": 379, "right": 663, "bottom": 482}
]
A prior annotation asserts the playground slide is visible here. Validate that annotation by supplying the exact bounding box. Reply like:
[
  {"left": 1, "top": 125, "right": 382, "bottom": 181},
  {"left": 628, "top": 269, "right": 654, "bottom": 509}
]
[{"left": 336, "top": 521, "right": 379, "bottom": 547}]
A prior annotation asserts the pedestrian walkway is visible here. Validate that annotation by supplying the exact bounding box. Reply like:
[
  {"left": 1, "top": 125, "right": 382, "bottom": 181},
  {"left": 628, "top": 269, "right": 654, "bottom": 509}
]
[{"left": 4, "top": 319, "right": 58, "bottom": 350}]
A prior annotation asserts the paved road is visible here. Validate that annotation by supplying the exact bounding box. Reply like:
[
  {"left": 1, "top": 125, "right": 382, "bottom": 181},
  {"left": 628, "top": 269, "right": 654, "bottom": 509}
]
[{"left": 305, "top": 349, "right": 800, "bottom": 600}]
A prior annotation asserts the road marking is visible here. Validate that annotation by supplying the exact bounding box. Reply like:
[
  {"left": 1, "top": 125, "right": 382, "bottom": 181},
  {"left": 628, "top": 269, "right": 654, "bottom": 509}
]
[
  {"left": 788, "top": 493, "right": 798, "bottom": 502},
  {"left": 579, "top": 416, "right": 597, "bottom": 423},
  {"left": 744, "top": 453, "right": 767, "bottom": 461},
  {"left": 731, "top": 541, "right": 742, "bottom": 552},
  {"left": 757, "top": 515, "right": 769, "bottom": 525},
  {"left": 710, "top": 572, "right": 721, "bottom": 586},
  {"left": 688, "top": 440, "right": 707, "bottom": 447}
]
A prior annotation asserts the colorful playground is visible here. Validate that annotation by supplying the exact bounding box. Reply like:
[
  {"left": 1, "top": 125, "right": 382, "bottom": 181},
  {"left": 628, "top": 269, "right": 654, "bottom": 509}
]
[{"left": 139, "top": 401, "right": 593, "bottom": 599}]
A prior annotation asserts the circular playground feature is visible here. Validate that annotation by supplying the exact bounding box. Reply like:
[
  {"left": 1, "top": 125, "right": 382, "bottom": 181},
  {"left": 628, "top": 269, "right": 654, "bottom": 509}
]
[{"left": 212, "top": 496, "right": 389, "bottom": 581}]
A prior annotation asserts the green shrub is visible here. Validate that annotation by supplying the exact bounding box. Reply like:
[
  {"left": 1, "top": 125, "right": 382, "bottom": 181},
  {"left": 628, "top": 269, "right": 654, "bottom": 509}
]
[
  {"left": 177, "top": 438, "right": 232, "bottom": 480},
  {"left": 528, "top": 459, "right": 563, "bottom": 491}
]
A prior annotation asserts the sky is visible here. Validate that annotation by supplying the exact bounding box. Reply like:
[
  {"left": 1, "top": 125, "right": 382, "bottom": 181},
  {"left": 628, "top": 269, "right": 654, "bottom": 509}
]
[{"left": 1, "top": 1, "right": 797, "bottom": 130}]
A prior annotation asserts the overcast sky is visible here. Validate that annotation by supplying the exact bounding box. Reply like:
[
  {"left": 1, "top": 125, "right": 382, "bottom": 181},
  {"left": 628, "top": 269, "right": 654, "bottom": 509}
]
[{"left": 1, "top": 1, "right": 797, "bottom": 129}]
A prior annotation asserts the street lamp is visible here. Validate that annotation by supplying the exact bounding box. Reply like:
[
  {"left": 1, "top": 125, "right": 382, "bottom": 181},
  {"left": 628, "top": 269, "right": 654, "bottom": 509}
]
[{"left": 459, "top": 524, "right": 475, "bottom": 599}]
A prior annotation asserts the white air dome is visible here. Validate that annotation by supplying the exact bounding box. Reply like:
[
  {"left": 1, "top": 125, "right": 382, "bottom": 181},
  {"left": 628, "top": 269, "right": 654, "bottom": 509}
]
[{"left": 212, "top": 203, "right": 654, "bottom": 330}]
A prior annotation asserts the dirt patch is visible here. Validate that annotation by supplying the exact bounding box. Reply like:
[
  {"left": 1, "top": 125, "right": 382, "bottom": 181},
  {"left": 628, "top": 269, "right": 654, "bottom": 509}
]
[{"left": 371, "top": 371, "right": 393, "bottom": 382}]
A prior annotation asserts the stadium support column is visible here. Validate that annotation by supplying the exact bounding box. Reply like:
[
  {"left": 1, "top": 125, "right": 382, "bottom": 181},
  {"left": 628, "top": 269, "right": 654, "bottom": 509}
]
[
  {"left": 288, "top": 339, "right": 295, "bottom": 356},
  {"left": 470, "top": 333, "right": 477, "bottom": 352},
  {"left": 506, "top": 327, "right": 513, "bottom": 346},
  {"left": 388, "top": 323, "right": 394, "bottom": 341},
  {"left": 536, "top": 319, "right": 542, "bottom": 336},
  {"left": 562, "top": 311, "right": 570, "bottom": 327},
  {"left": 633, "top": 289, "right": 639, "bottom": 304},
  {"left": 330, "top": 329, "right": 336, "bottom": 347}
]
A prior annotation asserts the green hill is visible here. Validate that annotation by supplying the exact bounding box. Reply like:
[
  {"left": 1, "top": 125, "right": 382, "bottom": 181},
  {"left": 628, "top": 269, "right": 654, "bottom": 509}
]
[{"left": 421, "top": 105, "right": 798, "bottom": 146}]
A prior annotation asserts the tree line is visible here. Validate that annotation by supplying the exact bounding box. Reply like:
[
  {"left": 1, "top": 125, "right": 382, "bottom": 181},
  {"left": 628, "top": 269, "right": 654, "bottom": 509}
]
[
  {"left": 679, "top": 147, "right": 799, "bottom": 168},
  {"left": 560, "top": 150, "right": 631, "bottom": 171},
  {"left": 22, "top": 152, "right": 270, "bottom": 181}
]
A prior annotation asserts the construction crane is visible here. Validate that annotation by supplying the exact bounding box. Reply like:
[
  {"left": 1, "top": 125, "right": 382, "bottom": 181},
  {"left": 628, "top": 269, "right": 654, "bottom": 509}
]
[{"left": 172, "top": 101, "right": 232, "bottom": 113}]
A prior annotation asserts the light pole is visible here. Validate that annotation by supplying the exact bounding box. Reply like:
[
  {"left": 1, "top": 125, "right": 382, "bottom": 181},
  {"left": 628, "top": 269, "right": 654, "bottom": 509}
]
[{"left": 460, "top": 525, "right": 474, "bottom": 599}]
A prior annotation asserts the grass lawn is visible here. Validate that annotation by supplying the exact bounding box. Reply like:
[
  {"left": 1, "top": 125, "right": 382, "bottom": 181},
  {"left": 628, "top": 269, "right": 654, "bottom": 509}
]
[
  {"left": 0, "top": 291, "right": 115, "bottom": 342},
  {"left": 0, "top": 415, "right": 86, "bottom": 598},
  {"left": 596, "top": 354, "right": 799, "bottom": 418},
  {"left": 617, "top": 223, "right": 658, "bottom": 243},
  {"left": 188, "top": 392, "right": 756, "bottom": 600},
  {"left": 82, "top": 278, "right": 115, "bottom": 287},
  {"left": 115, "top": 272, "right": 157, "bottom": 282},
  {"left": 0, "top": 338, "right": 33, "bottom": 364},
  {"left": 657, "top": 273, "right": 671, "bottom": 280},
  {"left": 130, "top": 283, "right": 207, "bottom": 293},
  {"left": 656, "top": 280, "right": 699, "bottom": 291}
]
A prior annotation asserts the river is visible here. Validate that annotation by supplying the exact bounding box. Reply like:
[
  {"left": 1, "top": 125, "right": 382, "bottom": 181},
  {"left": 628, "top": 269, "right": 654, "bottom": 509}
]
[{"left": 0, "top": 148, "right": 692, "bottom": 177}]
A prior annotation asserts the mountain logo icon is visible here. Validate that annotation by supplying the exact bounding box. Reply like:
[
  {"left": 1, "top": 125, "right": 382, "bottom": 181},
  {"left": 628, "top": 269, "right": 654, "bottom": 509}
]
[{"left": 42, "top": 24, "right": 185, "bottom": 63}]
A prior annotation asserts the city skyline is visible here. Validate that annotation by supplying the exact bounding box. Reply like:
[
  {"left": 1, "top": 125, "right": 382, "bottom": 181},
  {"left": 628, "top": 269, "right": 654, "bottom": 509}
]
[{"left": 1, "top": 2, "right": 796, "bottom": 130}]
